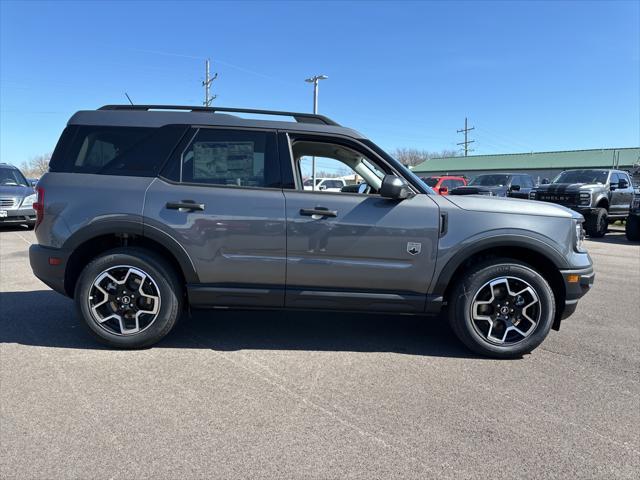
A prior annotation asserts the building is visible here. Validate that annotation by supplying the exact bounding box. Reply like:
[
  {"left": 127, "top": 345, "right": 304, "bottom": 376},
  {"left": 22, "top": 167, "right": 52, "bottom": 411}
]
[{"left": 411, "top": 147, "right": 640, "bottom": 184}]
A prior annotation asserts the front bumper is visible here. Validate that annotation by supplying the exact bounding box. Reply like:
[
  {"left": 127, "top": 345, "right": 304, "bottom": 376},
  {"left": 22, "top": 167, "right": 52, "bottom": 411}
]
[
  {"left": 29, "top": 244, "right": 70, "bottom": 296},
  {"left": 558, "top": 265, "right": 595, "bottom": 321},
  {"left": 0, "top": 207, "right": 36, "bottom": 224}
]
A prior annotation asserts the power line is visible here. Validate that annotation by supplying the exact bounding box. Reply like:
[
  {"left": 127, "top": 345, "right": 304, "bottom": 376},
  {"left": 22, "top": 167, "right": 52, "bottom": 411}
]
[
  {"left": 202, "top": 58, "right": 218, "bottom": 107},
  {"left": 457, "top": 117, "right": 475, "bottom": 156}
]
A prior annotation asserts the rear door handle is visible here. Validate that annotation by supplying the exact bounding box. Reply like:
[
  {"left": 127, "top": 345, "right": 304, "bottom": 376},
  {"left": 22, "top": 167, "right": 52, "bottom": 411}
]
[
  {"left": 299, "top": 207, "right": 337, "bottom": 218},
  {"left": 166, "top": 201, "right": 205, "bottom": 211}
]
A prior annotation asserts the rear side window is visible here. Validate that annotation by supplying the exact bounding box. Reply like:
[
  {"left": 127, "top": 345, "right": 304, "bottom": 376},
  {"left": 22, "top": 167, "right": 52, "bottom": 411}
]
[
  {"left": 169, "top": 128, "right": 279, "bottom": 188},
  {"left": 49, "top": 125, "right": 188, "bottom": 176}
]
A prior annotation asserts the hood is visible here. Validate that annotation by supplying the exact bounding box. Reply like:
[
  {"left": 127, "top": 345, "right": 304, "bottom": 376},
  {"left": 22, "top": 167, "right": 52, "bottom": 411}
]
[
  {"left": 536, "top": 182, "right": 602, "bottom": 193},
  {"left": 0, "top": 184, "right": 33, "bottom": 198},
  {"left": 443, "top": 194, "right": 581, "bottom": 219}
]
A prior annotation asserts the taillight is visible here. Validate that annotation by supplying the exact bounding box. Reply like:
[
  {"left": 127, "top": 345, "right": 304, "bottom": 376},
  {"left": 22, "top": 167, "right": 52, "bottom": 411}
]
[{"left": 33, "top": 186, "right": 44, "bottom": 228}]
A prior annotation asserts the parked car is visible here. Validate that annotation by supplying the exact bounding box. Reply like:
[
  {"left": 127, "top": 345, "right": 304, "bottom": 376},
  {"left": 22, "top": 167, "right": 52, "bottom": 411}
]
[
  {"left": 29, "top": 105, "right": 594, "bottom": 358},
  {"left": 450, "top": 173, "right": 535, "bottom": 199},
  {"left": 625, "top": 192, "right": 640, "bottom": 241},
  {"left": 303, "top": 177, "right": 346, "bottom": 192},
  {"left": 420, "top": 175, "right": 467, "bottom": 195},
  {"left": 529, "top": 169, "right": 634, "bottom": 238},
  {"left": 0, "top": 163, "right": 37, "bottom": 228}
]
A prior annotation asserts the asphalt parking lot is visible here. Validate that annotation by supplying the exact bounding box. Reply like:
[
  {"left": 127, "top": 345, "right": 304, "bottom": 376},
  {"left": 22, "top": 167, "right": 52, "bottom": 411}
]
[{"left": 0, "top": 226, "right": 638, "bottom": 479}]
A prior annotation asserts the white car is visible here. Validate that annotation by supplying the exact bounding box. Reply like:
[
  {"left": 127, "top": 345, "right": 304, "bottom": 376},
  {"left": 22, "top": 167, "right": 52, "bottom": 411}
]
[{"left": 303, "top": 177, "right": 347, "bottom": 192}]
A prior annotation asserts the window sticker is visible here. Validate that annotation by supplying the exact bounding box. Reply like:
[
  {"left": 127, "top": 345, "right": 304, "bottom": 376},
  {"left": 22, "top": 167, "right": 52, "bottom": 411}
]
[{"left": 192, "top": 141, "right": 255, "bottom": 179}]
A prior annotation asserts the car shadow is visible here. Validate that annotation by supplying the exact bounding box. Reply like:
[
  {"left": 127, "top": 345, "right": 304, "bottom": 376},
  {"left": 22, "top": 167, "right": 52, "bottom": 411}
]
[
  {"left": 0, "top": 290, "right": 480, "bottom": 359},
  {"left": 587, "top": 229, "right": 638, "bottom": 245},
  {"left": 0, "top": 224, "right": 33, "bottom": 232}
]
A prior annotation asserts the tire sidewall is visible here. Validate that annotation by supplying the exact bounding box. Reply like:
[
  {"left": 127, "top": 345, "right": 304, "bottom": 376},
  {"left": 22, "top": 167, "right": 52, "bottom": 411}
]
[
  {"left": 451, "top": 261, "right": 555, "bottom": 358},
  {"left": 75, "top": 248, "right": 181, "bottom": 348}
]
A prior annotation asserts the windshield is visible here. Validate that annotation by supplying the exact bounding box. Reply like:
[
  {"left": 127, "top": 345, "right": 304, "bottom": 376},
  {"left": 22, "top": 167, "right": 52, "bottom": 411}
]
[
  {"left": 422, "top": 177, "right": 439, "bottom": 187},
  {"left": 469, "top": 174, "right": 509, "bottom": 186},
  {"left": 0, "top": 166, "right": 29, "bottom": 187},
  {"left": 552, "top": 170, "right": 608, "bottom": 184}
]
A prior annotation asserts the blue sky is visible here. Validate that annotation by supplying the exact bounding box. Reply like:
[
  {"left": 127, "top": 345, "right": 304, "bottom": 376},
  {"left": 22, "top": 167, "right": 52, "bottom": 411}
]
[{"left": 1, "top": 0, "right": 638, "bottom": 166}]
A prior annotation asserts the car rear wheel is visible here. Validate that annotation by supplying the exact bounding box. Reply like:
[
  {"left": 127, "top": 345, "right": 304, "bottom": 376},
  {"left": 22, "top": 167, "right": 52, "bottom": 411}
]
[
  {"left": 74, "top": 248, "right": 182, "bottom": 348},
  {"left": 448, "top": 259, "right": 555, "bottom": 358},
  {"left": 626, "top": 215, "right": 640, "bottom": 241},
  {"left": 585, "top": 208, "right": 607, "bottom": 237}
]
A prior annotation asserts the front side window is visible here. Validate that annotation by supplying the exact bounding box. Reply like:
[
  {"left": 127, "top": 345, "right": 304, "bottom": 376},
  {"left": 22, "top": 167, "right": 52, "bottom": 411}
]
[
  {"left": 179, "top": 129, "right": 278, "bottom": 188},
  {"left": 292, "top": 139, "right": 391, "bottom": 194},
  {"left": 422, "top": 177, "right": 439, "bottom": 188}
]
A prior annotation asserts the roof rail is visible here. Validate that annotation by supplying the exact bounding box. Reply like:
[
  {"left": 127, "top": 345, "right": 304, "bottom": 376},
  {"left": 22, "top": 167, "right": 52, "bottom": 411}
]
[{"left": 98, "top": 105, "right": 340, "bottom": 126}]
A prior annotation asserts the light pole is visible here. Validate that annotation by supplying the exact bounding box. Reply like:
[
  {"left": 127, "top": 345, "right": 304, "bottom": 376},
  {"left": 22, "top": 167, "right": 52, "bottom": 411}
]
[{"left": 305, "top": 74, "right": 328, "bottom": 190}]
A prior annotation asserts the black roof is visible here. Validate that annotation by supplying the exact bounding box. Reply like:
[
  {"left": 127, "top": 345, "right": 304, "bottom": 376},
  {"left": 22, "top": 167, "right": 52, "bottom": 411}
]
[{"left": 67, "top": 105, "right": 365, "bottom": 139}]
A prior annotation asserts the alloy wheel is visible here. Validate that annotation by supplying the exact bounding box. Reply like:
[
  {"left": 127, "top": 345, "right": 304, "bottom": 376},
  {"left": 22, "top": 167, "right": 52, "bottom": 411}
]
[
  {"left": 470, "top": 276, "right": 541, "bottom": 345},
  {"left": 87, "top": 265, "right": 161, "bottom": 336}
]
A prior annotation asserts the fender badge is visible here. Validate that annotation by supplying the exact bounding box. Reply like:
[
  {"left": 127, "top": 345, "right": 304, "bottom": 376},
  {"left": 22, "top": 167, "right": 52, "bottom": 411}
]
[{"left": 407, "top": 242, "right": 421, "bottom": 255}]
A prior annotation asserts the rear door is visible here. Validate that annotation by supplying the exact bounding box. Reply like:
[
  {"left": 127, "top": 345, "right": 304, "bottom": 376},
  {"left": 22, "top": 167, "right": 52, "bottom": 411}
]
[
  {"left": 143, "top": 127, "right": 287, "bottom": 307},
  {"left": 280, "top": 133, "right": 440, "bottom": 313}
]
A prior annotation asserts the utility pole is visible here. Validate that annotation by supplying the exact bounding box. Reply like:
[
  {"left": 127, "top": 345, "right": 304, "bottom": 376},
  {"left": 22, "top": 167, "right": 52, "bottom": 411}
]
[
  {"left": 202, "top": 59, "right": 218, "bottom": 107},
  {"left": 457, "top": 117, "right": 475, "bottom": 157},
  {"left": 305, "top": 74, "right": 328, "bottom": 190}
]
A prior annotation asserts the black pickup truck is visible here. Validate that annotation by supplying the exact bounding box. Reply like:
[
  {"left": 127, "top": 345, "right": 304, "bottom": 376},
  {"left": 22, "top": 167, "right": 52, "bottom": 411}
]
[{"left": 529, "top": 169, "right": 635, "bottom": 237}]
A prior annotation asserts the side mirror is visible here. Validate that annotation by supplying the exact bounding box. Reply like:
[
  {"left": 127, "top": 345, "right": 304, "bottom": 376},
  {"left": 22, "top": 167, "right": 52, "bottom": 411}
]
[
  {"left": 318, "top": 185, "right": 327, "bottom": 191},
  {"left": 542, "top": 178, "right": 550, "bottom": 185},
  {"left": 618, "top": 179, "right": 629, "bottom": 189},
  {"left": 510, "top": 184, "right": 521, "bottom": 192},
  {"left": 609, "top": 182, "right": 617, "bottom": 191},
  {"left": 438, "top": 186, "right": 449, "bottom": 195},
  {"left": 380, "top": 174, "right": 413, "bottom": 200}
]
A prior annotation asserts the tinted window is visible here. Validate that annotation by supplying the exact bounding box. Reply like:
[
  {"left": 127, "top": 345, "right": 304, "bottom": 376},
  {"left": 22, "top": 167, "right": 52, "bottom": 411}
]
[
  {"left": 469, "top": 174, "right": 509, "bottom": 186},
  {"left": 553, "top": 170, "right": 609, "bottom": 184},
  {"left": 178, "top": 129, "right": 279, "bottom": 188},
  {"left": 323, "top": 180, "right": 343, "bottom": 189},
  {"left": 50, "top": 125, "right": 187, "bottom": 176},
  {"left": 422, "top": 177, "right": 439, "bottom": 187},
  {"left": 0, "top": 166, "right": 29, "bottom": 187},
  {"left": 520, "top": 175, "right": 534, "bottom": 188},
  {"left": 443, "top": 179, "right": 464, "bottom": 189}
]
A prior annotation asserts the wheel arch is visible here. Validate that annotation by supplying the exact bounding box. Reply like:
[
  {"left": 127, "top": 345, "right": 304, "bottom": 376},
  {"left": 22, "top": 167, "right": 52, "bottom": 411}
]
[
  {"left": 595, "top": 195, "right": 609, "bottom": 210},
  {"left": 433, "top": 239, "right": 568, "bottom": 330},
  {"left": 62, "top": 220, "right": 198, "bottom": 298}
]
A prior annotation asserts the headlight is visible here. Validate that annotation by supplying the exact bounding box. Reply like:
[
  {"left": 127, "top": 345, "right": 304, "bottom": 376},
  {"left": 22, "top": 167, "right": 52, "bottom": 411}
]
[
  {"left": 579, "top": 192, "right": 591, "bottom": 206},
  {"left": 21, "top": 193, "right": 36, "bottom": 207},
  {"left": 575, "top": 221, "right": 586, "bottom": 252}
]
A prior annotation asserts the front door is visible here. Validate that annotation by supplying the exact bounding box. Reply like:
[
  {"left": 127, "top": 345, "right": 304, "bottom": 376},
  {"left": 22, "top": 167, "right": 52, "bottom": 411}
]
[
  {"left": 143, "top": 127, "right": 286, "bottom": 307},
  {"left": 281, "top": 134, "right": 440, "bottom": 313}
]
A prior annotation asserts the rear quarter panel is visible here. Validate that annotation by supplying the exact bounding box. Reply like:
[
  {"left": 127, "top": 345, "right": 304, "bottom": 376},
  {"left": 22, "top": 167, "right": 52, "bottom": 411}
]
[{"left": 35, "top": 172, "right": 153, "bottom": 248}]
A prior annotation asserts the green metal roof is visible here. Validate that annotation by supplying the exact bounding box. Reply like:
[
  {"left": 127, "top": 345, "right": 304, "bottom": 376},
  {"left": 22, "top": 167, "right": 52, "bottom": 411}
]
[{"left": 411, "top": 147, "right": 640, "bottom": 173}]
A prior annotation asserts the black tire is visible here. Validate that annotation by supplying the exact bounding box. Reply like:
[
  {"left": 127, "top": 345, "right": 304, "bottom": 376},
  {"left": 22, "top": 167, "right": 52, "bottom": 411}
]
[
  {"left": 584, "top": 208, "right": 607, "bottom": 237},
  {"left": 448, "top": 259, "right": 556, "bottom": 359},
  {"left": 74, "top": 247, "right": 183, "bottom": 348},
  {"left": 626, "top": 215, "right": 640, "bottom": 241}
]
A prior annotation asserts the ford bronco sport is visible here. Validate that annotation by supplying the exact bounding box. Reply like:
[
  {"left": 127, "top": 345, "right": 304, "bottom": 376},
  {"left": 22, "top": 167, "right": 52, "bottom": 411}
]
[{"left": 29, "top": 105, "right": 594, "bottom": 358}]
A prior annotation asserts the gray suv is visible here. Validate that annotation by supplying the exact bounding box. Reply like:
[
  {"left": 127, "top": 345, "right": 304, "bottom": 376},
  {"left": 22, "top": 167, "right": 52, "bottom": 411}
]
[{"left": 29, "top": 105, "right": 594, "bottom": 358}]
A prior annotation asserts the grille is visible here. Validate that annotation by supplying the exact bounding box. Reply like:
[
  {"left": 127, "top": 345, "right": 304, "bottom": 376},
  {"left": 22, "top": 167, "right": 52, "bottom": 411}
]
[
  {"left": 537, "top": 193, "right": 578, "bottom": 205},
  {"left": 0, "top": 198, "right": 17, "bottom": 208}
]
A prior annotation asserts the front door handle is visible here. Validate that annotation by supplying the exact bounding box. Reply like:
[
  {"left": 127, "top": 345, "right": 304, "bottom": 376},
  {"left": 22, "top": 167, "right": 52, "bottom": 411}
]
[
  {"left": 166, "top": 201, "right": 205, "bottom": 211},
  {"left": 300, "top": 207, "right": 337, "bottom": 218}
]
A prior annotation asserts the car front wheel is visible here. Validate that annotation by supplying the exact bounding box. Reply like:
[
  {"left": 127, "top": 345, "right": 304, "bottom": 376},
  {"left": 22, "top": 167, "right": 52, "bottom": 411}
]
[
  {"left": 74, "top": 247, "right": 182, "bottom": 348},
  {"left": 448, "top": 259, "right": 555, "bottom": 358},
  {"left": 585, "top": 208, "right": 607, "bottom": 237}
]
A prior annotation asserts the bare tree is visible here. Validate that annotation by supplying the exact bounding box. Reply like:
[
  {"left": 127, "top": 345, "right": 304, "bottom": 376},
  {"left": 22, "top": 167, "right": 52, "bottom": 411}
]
[
  {"left": 392, "top": 148, "right": 460, "bottom": 167},
  {"left": 19, "top": 153, "right": 51, "bottom": 178}
]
